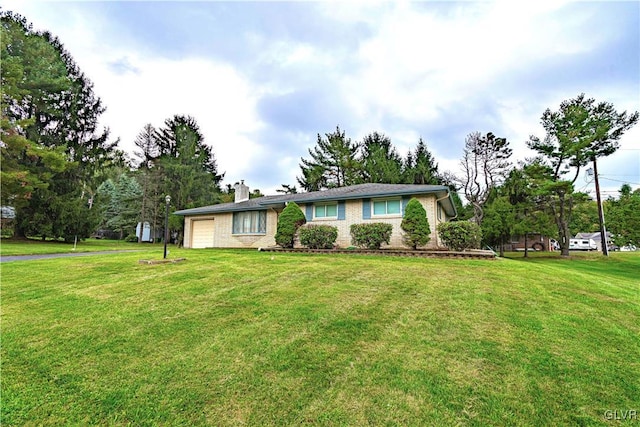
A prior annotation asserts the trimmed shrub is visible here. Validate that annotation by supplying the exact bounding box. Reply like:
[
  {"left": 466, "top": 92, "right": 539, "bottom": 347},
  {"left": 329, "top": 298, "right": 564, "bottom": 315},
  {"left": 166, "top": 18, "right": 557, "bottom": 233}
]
[
  {"left": 350, "top": 223, "right": 393, "bottom": 249},
  {"left": 275, "top": 202, "right": 306, "bottom": 248},
  {"left": 124, "top": 234, "right": 138, "bottom": 242},
  {"left": 401, "top": 198, "right": 431, "bottom": 249},
  {"left": 437, "top": 221, "right": 482, "bottom": 251},
  {"left": 299, "top": 225, "right": 338, "bottom": 249}
]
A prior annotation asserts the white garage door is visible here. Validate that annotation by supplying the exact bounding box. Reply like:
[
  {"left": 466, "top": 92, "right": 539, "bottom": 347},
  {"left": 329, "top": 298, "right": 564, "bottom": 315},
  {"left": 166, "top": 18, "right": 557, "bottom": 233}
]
[{"left": 191, "top": 220, "right": 214, "bottom": 248}]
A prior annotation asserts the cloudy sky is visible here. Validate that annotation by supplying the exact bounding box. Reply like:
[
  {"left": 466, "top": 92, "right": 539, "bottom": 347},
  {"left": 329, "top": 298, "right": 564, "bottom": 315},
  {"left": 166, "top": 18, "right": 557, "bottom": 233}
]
[{"left": 5, "top": 1, "right": 639, "bottom": 197}]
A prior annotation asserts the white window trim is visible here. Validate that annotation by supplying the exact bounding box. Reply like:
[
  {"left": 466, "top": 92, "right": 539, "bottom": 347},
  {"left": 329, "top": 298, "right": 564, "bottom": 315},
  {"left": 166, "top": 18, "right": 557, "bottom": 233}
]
[
  {"left": 232, "top": 211, "right": 267, "bottom": 235},
  {"left": 371, "top": 198, "right": 402, "bottom": 217},
  {"left": 314, "top": 203, "right": 338, "bottom": 220}
]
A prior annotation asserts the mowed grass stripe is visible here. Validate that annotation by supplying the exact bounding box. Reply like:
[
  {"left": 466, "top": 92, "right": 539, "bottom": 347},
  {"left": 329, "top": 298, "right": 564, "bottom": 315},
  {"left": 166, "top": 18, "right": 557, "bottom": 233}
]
[{"left": 2, "top": 249, "right": 639, "bottom": 426}]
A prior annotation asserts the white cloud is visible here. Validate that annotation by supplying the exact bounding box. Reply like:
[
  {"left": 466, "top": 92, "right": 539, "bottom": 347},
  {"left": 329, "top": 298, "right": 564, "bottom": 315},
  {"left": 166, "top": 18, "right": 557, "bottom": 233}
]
[
  {"left": 5, "top": 0, "right": 638, "bottom": 196},
  {"left": 93, "top": 55, "right": 261, "bottom": 171}
]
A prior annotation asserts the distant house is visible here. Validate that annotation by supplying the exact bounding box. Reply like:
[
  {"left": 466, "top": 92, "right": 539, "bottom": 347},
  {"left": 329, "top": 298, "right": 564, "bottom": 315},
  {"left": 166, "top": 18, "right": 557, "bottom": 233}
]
[
  {"left": 1, "top": 206, "right": 16, "bottom": 232},
  {"left": 174, "top": 182, "right": 457, "bottom": 249}
]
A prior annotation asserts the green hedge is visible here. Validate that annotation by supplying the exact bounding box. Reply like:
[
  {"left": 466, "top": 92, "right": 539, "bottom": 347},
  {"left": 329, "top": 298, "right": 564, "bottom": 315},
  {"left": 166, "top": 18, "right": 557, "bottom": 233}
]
[
  {"left": 350, "top": 223, "right": 393, "bottom": 249},
  {"left": 437, "top": 221, "right": 481, "bottom": 251},
  {"left": 299, "top": 225, "right": 338, "bottom": 249}
]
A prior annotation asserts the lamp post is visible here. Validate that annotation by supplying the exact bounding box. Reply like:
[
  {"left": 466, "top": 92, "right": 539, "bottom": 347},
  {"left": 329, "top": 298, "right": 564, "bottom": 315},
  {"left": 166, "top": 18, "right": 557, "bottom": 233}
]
[{"left": 164, "top": 195, "right": 171, "bottom": 259}]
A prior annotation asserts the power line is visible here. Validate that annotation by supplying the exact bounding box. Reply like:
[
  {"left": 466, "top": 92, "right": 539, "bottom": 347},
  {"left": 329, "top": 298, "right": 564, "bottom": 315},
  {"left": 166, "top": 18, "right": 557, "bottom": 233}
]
[{"left": 599, "top": 176, "right": 640, "bottom": 185}]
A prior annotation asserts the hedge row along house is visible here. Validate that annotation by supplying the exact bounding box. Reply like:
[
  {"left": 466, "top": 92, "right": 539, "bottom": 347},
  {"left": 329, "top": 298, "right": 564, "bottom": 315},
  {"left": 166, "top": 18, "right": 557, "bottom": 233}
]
[{"left": 174, "top": 182, "right": 457, "bottom": 249}]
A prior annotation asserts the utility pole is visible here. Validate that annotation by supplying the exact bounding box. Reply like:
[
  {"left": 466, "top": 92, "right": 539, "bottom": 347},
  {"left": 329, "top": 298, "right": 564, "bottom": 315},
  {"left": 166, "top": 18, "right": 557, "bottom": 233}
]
[{"left": 593, "top": 158, "right": 609, "bottom": 256}]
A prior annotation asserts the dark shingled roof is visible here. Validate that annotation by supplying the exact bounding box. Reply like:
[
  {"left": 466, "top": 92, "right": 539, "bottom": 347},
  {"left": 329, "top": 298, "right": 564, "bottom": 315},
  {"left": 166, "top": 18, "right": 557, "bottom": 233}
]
[{"left": 174, "top": 183, "right": 457, "bottom": 217}]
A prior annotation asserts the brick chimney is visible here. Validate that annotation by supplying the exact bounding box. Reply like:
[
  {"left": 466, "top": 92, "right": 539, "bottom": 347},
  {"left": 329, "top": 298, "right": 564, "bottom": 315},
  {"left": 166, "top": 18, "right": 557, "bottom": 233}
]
[{"left": 233, "top": 180, "right": 249, "bottom": 203}]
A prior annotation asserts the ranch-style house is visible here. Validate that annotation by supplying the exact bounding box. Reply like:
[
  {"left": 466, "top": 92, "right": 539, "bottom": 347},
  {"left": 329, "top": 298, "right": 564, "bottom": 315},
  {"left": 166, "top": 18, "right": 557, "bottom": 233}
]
[{"left": 174, "top": 182, "right": 457, "bottom": 249}]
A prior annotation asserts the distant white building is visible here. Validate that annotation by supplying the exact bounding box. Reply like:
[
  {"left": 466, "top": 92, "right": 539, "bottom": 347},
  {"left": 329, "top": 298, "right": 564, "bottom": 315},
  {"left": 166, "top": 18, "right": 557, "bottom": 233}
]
[
  {"left": 574, "top": 232, "right": 614, "bottom": 251},
  {"left": 135, "top": 222, "right": 162, "bottom": 243}
]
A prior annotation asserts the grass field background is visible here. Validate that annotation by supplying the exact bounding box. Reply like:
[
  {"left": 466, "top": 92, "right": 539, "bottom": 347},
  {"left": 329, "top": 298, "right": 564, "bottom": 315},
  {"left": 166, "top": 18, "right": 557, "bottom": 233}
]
[
  {"left": 2, "top": 243, "right": 639, "bottom": 425},
  {"left": 0, "top": 238, "right": 154, "bottom": 256}
]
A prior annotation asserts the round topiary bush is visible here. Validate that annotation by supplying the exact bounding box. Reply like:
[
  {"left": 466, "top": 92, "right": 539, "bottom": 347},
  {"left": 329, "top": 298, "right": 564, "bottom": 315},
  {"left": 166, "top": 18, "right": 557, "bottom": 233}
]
[
  {"left": 350, "top": 223, "right": 393, "bottom": 249},
  {"left": 299, "top": 225, "right": 338, "bottom": 249},
  {"left": 401, "top": 198, "right": 431, "bottom": 249},
  {"left": 275, "top": 202, "right": 306, "bottom": 248},
  {"left": 437, "top": 221, "right": 481, "bottom": 251}
]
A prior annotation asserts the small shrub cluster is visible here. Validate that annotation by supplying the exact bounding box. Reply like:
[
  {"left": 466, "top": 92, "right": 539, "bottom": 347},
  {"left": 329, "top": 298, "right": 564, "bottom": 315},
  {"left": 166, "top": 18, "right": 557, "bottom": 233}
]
[
  {"left": 350, "top": 223, "right": 393, "bottom": 249},
  {"left": 437, "top": 221, "right": 481, "bottom": 251},
  {"left": 299, "top": 225, "right": 338, "bottom": 249},
  {"left": 401, "top": 198, "right": 431, "bottom": 249},
  {"left": 275, "top": 202, "right": 306, "bottom": 248},
  {"left": 125, "top": 234, "right": 138, "bottom": 243}
]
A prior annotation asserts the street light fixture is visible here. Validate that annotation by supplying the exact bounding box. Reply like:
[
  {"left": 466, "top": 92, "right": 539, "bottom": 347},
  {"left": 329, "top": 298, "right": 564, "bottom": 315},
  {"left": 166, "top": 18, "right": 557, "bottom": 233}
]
[{"left": 164, "top": 195, "right": 171, "bottom": 259}]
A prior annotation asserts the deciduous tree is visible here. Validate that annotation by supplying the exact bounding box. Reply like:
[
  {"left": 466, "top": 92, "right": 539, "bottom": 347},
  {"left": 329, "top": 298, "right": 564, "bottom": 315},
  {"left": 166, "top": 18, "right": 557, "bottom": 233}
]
[
  {"left": 457, "top": 132, "right": 512, "bottom": 225},
  {"left": 607, "top": 184, "right": 640, "bottom": 247}
]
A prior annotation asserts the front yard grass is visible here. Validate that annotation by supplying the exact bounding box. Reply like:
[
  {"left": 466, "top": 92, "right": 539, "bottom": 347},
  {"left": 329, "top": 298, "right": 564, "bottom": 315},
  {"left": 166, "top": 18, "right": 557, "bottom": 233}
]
[
  {"left": 2, "top": 249, "right": 639, "bottom": 426},
  {"left": 0, "top": 237, "right": 158, "bottom": 256}
]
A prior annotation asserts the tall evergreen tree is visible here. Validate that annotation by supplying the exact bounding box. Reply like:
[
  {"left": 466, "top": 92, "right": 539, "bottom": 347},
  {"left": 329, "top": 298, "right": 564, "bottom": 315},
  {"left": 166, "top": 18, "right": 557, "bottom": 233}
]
[
  {"left": 133, "top": 124, "right": 160, "bottom": 242},
  {"left": 297, "top": 126, "right": 360, "bottom": 190},
  {"left": 154, "top": 115, "right": 223, "bottom": 212},
  {"left": 97, "top": 174, "right": 142, "bottom": 240},
  {"left": 360, "top": 132, "right": 403, "bottom": 184},
  {"left": 1, "top": 11, "right": 117, "bottom": 240},
  {"left": 403, "top": 138, "right": 441, "bottom": 185}
]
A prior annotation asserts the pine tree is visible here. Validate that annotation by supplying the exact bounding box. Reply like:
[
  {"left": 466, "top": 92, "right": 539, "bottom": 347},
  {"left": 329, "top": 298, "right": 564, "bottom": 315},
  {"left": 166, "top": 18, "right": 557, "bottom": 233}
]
[
  {"left": 403, "top": 138, "right": 441, "bottom": 185},
  {"left": 1, "top": 12, "right": 117, "bottom": 240},
  {"left": 297, "top": 126, "right": 360, "bottom": 190},
  {"left": 360, "top": 132, "right": 403, "bottom": 184}
]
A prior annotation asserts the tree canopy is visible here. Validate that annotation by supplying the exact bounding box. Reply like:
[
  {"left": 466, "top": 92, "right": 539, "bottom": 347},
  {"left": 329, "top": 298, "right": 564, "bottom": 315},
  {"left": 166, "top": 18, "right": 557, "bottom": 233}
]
[
  {"left": 297, "top": 127, "right": 444, "bottom": 191},
  {"left": 457, "top": 131, "right": 512, "bottom": 225},
  {"left": 527, "top": 94, "right": 638, "bottom": 256},
  {"left": 298, "top": 126, "right": 360, "bottom": 191},
  {"left": 1, "top": 11, "right": 118, "bottom": 241}
]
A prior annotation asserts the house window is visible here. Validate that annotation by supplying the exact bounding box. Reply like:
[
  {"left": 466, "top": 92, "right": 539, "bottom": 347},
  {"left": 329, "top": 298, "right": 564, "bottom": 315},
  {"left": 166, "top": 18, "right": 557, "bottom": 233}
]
[
  {"left": 372, "top": 199, "right": 401, "bottom": 216},
  {"left": 232, "top": 211, "right": 266, "bottom": 234},
  {"left": 315, "top": 204, "right": 338, "bottom": 219}
]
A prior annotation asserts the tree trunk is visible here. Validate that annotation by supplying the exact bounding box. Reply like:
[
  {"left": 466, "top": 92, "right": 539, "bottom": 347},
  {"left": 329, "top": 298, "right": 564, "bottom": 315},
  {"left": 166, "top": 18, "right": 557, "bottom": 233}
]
[
  {"left": 499, "top": 236, "right": 504, "bottom": 257},
  {"left": 560, "top": 222, "right": 571, "bottom": 257},
  {"left": 13, "top": 218, "right": 27, "bottom": 239},
  {"left": 554, "top": 191, "right": 571, "bottom": 257},
  {"left": 524, "top": 233, "right": 529, "bottom": 258}
]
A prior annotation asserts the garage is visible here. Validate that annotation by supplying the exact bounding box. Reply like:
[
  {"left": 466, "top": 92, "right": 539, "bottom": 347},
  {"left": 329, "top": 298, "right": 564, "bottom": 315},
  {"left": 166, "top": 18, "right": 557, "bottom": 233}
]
[{"left": 191, "top": 219, "right": 214, "bottom": 248}]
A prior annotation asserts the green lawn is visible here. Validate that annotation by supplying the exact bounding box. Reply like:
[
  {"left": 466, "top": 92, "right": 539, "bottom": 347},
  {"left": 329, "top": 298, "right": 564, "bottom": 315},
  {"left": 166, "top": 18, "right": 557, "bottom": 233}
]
[
  {"left": 2, "top": 248, "right": 639, "bottom": 426},
  {"left": 0, "top": 238, "right": 158, "bottom": 256}
]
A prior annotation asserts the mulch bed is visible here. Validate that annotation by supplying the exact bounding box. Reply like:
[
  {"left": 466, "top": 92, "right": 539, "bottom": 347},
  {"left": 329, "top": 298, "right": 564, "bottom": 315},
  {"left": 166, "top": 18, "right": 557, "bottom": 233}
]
[{"left": 258, "top": 248, "right": 495, "bottom": 259}]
